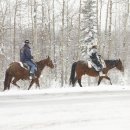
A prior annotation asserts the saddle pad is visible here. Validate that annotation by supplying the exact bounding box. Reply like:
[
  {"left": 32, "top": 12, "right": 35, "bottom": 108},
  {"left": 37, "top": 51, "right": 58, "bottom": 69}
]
[
  {"left": 87, "top": 60, "right": 92, "bottom": 68},
  {"left": 19, "top": 62, "right": 28, "bottom": 70},
  {"left": 101, "top": 59, "right": 106, "bottom": 68}
]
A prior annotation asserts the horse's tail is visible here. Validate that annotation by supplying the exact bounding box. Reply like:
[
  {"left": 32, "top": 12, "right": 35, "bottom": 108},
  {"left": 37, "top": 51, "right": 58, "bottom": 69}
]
[
  {"left": 69, "top": 62, "right": 77, "bottom": 86},
  {"left": 4, "top": 69, "right": 11, "bottom": 91}
]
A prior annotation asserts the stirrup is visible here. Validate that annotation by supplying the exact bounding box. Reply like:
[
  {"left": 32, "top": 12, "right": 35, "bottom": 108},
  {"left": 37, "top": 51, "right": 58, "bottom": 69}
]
[
  {"left": 29, "top": 73, "right": 34, "bottom": 79},
  {"left": 29, "top": 73, "right": 37, "bottom": 79},
  {"left": 29, "top": 76, "right": 32, "bottom": 80}
]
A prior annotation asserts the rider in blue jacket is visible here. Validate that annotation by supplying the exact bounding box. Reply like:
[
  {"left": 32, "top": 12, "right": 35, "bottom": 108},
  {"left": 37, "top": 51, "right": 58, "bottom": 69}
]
[{"left": 20, "top": 40, "right": 37, "bottom": 79}]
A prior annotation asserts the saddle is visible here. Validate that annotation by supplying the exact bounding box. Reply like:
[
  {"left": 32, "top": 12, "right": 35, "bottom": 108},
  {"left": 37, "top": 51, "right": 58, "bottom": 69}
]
[
  {"left": 87, "top": 58, "right": 106, "bottom": 71},
  {"left": 19, "top": 62, "right": 37, "bottom": 73},
  {"left": 19, "top": 62, "right": 30, "bottom": 70},
  {"left": 87, "top": 60, "right": 101, "bottom": 71}
]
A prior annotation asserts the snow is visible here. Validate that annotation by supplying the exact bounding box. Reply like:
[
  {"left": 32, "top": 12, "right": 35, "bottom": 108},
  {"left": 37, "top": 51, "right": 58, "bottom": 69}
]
[{"left": 0, "top": 85, "right": 130, "bottom": 130}]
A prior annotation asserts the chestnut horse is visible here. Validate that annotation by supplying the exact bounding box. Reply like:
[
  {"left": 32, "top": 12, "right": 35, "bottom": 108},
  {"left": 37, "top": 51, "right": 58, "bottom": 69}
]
[
  {"left": 70, "top": 59, "right": 124, "bottom": 87},
  {"left": 4, "top": 56, "right": 54, "bottom": 90}
]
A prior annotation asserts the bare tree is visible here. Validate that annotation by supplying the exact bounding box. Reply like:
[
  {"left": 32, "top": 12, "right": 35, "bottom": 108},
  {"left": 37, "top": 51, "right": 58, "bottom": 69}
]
[
  {"left": 60, "top": 0, "right": 65, "bottom": 87},
  {"left": 13, "top": 0, "right": 19, "bottom": 61},
  {"left": 33, "top": 0, "right": 38, "bottom": 58},
  {"left": 52, "top": 0, "right": 57, "bottom": 81},
  {"left": 0, "top": 0, "right": 8, "bottom": 49},
  {"left": 108, "top": 0, "right": 112, "bottom": 59},
  {"left": 99, "top": 0, "right": 102, "bottom": 44},
  {"left": 122, "top": 0, "right": 129, "bottom": 67},
  {"left": 103, "top": 0, "right": 110, "bottom": 57}
]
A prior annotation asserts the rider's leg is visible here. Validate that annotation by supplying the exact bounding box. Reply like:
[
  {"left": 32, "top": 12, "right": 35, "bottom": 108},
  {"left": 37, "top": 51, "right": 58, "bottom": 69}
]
[
  {"left": 92, "top": 62, "right": 100, "bottom": 71},
  {"left": 25, "top": 60, "right": 36, "bottom": 78},
  {"left": 30, "top": 64, "right": 36, "bottom": 74}
]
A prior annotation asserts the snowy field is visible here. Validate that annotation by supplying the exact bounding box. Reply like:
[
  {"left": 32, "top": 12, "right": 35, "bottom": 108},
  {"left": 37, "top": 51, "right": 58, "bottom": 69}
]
[{"left": 0, "top": 85, "right": 130, "bottom": 130}]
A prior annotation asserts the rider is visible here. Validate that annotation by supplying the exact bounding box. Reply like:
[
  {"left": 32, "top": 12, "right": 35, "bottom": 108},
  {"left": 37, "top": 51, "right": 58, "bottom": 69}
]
[
  {"left": 87, "top": 43, "right": 105, "bottom": 76},
  {"left": 20, "top": 40, "right": 37, "bottom": 79}
]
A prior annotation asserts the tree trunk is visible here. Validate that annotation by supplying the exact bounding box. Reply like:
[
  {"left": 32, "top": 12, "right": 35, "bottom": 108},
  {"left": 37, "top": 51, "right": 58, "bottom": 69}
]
[
  {"left": 47, "top": 1, "right": 51, "bottom": 56},
  {"left": 13, "top": 0, "right": 18, "bottom": 61},
  {"left": 98, "top": 0, "right": 103, "bottom": 53},
  {"left": 33, "top": 0, "right": 38, "bottom": 58},
  {"left": 52, "top": 0, "right": 57, "bottom": 81},
  {"left": 103, "top": 0, "right": 110, "bottom": 57},
  {"left": 122, "top": 0, "right": 129, "bottom": 69},
  {"left": 61, "top": 0, "right": 65, "bottom": 87},
  {"left": 41, "top": 0, "right": 46, "bottom": 58},
  {"left": 108, "top": 0, "right": 112, "bottom": 59},
  {"left": 77, "top": 0, "right": 82, "bottom": 60}
]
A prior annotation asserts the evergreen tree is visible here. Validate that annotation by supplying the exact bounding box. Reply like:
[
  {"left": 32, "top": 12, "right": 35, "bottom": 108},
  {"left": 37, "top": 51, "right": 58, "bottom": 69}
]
[{"left": 81, "top": 0, "right": 97, "bottom": 57}]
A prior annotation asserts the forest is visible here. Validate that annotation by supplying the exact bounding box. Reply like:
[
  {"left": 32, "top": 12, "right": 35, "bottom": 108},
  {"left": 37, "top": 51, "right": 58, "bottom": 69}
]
[{"left": 0, "top": 0, "right": 130, "bottom": 89}]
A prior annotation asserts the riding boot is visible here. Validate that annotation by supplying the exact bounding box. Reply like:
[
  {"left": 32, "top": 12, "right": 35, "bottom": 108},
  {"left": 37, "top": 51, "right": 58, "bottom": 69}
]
[
  {"left": 29, "top": 73, "right": 37, "bottom": 79},
  {"left": 29, "top": 73, "right": 33, "bottom": 79}
]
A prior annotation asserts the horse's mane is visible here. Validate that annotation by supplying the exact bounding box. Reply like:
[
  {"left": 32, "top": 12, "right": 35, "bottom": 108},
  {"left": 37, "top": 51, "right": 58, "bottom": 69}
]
[
  {"left": 104, "top": 59, "right": 119, "bottom": 66},
  {"left": 36, "top": 59, "right": 44, "bottom": 65},
  {"left": 35, "top": 59, "right": 47, "bottom": 70}
]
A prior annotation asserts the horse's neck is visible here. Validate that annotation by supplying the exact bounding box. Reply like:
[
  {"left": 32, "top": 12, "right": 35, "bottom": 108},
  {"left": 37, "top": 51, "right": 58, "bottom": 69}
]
[
  {"left": 105, "top": 60, "right": 117, "bottom": 70},
  {"left": 36, "top": 60, "right": 46, "bottom": 71}
]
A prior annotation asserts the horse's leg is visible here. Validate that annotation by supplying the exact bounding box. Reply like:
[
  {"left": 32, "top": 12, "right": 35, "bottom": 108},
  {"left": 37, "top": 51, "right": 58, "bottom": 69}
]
[
  {"left": 74, "top": 77, "right": 77, "bottom": 86},
  {"left": 28, "top": 80, "right": 35, "bottom": 90},
  {"left": 35, "top": 79, "right": 40, "bottom": 89},
  {"left": 98, "top": 76, "right": 103, "bottom": 85},
  {"left": 78, "top": 78, "right": 82, "bottom": 87},
  {"left": 77, "top": 74, "right": 83, "bottom": 87},
  {"left": 12, "top": 78, "right": 20, "bottom": 88},
  {"left": 4, "top": 74, "right": 12, "bottom": 90},
  {"left": 8, "top": 77, "right": 13, "bottom": 90},
  {"left": 105, "top": 76, "right": 112, "bottom": 85}
]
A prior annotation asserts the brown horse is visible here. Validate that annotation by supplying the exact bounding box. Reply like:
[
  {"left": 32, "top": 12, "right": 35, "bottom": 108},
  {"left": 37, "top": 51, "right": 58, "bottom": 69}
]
[
  {"left": 4, "top": 56, "right": 54, "bottom": 90},
  {"left": 70, "top": 59, "right": 124, "bottom": 87}
]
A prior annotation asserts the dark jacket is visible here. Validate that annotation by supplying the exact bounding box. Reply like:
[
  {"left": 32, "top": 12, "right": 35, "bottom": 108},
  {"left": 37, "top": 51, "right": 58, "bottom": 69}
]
[{"left": 20, "top": 44, "right": 33, "bottom": 62}]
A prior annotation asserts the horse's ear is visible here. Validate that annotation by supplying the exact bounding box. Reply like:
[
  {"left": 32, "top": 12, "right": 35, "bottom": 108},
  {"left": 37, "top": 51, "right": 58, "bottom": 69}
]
[
  {"left": 46, "top": 56, "right": 49, "bottom": 59},
  {"left": 48, "top": 56, "right": 50, "bottom": 59}
]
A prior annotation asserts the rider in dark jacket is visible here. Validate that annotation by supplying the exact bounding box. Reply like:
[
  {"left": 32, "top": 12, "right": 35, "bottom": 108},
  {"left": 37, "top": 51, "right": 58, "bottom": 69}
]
[
  {"left": 20, "top": 40, "right": 37, "bottom": 79},
  {"left": 87, "top": 44, "right": 105, "bottom": 76}
]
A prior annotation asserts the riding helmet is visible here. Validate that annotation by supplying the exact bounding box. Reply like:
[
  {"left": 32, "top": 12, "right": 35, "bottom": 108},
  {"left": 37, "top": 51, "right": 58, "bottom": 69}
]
[{"left": 24, "top": 40, "right": 30, "bottom": 44}]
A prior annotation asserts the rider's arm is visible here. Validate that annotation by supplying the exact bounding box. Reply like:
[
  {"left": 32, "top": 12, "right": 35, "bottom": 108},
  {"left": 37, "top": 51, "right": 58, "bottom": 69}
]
[{"left": 24, "top": 48, "right": 33, "bottom": 60}]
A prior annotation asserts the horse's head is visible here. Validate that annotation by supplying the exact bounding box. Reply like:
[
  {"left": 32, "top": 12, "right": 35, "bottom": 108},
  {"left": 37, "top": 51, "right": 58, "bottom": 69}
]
[
  {"left": 116, "top": 59, "right": 124, "bottom": 72},
  {"left": 45, "top": 56, "right": 54, "bottom": 69}
]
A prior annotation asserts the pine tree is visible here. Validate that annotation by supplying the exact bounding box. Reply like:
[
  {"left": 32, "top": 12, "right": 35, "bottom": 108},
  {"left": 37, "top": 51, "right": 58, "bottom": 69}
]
[{"left": 81, "top": 0, "right": 97, "bottom": 57}]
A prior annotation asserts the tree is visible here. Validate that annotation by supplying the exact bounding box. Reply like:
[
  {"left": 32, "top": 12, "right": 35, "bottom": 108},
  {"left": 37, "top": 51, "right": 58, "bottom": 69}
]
[
  {"left": 108, "top": 0, "right": 112, "bottom": 59},
  {"left": 81, "top": 0, "right": 97, "bottom": 56},
  {"left": 13, "top": 0, "right": 19, "bottom": 61},
  {"left": 60, "top": 0, "right": 65, "bottom": 87},
  {"left": 77, "top": 0, "right": 82, "bottom": 59}
]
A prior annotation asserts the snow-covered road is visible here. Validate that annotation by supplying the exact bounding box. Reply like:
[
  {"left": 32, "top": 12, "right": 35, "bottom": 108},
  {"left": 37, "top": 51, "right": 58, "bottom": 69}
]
[{"left": 0, "top": 86, "right": 130, "bottom": 130}]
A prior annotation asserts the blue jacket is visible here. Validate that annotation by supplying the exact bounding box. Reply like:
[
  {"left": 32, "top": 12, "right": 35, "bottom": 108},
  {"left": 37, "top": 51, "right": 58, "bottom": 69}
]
[{"left": 20, "top": 44, "right": 33, "bottom": 62}]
